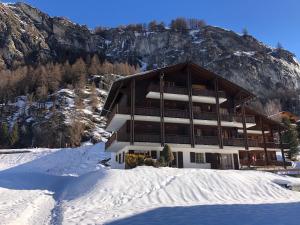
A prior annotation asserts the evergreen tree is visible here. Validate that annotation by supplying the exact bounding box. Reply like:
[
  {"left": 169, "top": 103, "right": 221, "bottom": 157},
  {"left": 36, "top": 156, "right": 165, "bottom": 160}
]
[
  {"left": 282, "top": 118, "right": 299, "bottom": 158},
  {"left": 160, "top": 144, "right": 175, "bottom": 166}
]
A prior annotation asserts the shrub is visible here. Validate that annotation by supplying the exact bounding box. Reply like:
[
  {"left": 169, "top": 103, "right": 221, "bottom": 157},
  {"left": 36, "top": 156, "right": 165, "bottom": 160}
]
[
  {"left": 125, "top": 154, "right": 145, "bottom": 169},
  {"left": 159, "top": 144, "right": 174, "bottom": 166},
  {"left": 144, "top": 157, "right": 155, "bottom": 167}
]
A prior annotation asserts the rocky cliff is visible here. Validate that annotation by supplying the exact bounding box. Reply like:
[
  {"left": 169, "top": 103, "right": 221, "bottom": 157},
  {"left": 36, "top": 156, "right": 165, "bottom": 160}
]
[{"left": 0, "top": 2, "right": 300, "bottom": 147}]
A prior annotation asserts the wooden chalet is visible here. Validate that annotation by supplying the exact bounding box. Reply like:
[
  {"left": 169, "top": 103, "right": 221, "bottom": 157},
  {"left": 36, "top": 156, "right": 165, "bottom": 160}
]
[{"left": 101, "top": 62, "right": 289, "bottom": 169}]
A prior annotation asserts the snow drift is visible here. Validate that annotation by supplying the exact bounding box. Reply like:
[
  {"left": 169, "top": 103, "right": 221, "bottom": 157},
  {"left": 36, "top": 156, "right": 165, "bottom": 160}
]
[{"left": 1, "top": 144, "right": 300, "bottom": 225}]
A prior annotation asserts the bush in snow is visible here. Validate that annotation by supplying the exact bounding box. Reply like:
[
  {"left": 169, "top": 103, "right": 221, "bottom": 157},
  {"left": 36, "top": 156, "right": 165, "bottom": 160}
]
[
  {"left": 159, "top": 144, "right": 174, "bottom": 167},
  {"left": 125, "top": 154, "right": 145, "bottom": 169},
  {"left": 144, "top": 157, "right": 155, "bottom": 167}
]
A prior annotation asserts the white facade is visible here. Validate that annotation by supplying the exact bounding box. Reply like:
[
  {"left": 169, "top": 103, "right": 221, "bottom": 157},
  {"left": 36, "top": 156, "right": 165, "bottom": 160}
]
[{"left": 110, "top": 143, "right": 240, "bottom": 170}]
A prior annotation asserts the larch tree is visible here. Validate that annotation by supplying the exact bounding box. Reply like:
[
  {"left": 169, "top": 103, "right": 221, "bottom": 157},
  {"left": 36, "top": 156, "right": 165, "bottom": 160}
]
[
  {"left": 90, "top": 82, "right": 99, "bottom": 111},
  {"left": 9, "top": 123, "right": 19, "bottom": 147}
]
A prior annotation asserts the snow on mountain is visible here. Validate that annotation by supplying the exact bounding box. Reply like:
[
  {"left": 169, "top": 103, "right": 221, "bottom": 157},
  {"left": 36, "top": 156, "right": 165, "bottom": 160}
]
[{"left": 1, "top": 145, "right": 300, "bottom": 225}]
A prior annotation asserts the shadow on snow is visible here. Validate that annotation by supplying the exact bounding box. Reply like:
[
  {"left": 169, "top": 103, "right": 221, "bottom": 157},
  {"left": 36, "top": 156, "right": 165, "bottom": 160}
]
[{"left": 104, "top": 203, "right": 300, "bottom": 225}]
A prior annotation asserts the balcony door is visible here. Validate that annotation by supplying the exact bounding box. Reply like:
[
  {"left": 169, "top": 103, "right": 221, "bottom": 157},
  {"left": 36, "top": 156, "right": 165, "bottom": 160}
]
[
  {"left": 171, "top": 151, "right": 184, "bottom": 168},
  {"left": 219, "top": 154, "right": 234, "bottom": 169}
]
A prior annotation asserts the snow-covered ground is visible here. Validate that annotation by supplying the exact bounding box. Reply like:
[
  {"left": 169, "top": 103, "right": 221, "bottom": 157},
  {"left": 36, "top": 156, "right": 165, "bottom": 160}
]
[{"left": 1, "top": 145, "right": 300, "bottom": 225}]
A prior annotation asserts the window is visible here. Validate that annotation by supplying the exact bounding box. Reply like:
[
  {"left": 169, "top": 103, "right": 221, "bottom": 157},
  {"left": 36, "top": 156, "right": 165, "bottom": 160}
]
[
  {"left": 118, "top": 154, "right": 121, "bottom": 164},
  {"left": 151, "top": 151, "right": 157, "bottom": 159},
  {"left": 190, "top": 152, "right": 195, "bottom": 163},
  {"left": 195, "top": 153, "right": 205, "bottom": 163},
  {"left": 115, "top": 154, "right": 118, "bottom": 162},
  {"left": 122, "top": 152, "right": 125, "bottom": 163}
]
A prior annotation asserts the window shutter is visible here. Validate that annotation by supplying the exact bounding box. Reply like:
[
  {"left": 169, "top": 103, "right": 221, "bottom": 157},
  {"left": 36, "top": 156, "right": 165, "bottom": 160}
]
[{"left": 190, "top": 152, "right": 195, "bottom": 163}]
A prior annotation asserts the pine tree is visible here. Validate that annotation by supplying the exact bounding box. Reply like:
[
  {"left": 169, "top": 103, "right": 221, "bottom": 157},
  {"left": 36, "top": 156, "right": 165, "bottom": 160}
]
[
  {"left": 160, "top": 144, "right": 175, "bottom": 166},
  {"left": 282, "top": 118, "right": 299, "bottom": 158}
]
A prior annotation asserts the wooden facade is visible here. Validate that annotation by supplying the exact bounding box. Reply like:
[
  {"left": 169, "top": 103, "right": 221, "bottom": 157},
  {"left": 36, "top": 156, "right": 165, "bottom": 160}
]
[{"left": 102, "top": 62, "right": 289, "bottom": 169}]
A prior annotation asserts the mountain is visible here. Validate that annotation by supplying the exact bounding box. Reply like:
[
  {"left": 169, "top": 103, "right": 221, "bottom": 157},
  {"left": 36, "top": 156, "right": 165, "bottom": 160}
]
[{"left": 0, "top": 2, "right": 300, "bottom": 147}]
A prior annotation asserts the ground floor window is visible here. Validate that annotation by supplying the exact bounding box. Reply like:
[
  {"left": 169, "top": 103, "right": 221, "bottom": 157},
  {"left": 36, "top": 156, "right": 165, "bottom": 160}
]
[
  {"left": 195, "top": 153, "right": 205, "bottom": 163},
  {"left": 151, "top": 151, "right": 157, "bottom": 159},
  {"left": 190, "top": 152, "right": 205, "bottom": 163}
]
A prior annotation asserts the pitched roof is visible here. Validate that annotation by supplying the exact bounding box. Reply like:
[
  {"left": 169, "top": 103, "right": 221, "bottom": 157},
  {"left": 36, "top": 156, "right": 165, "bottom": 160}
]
[{"left": 101, "top": 62, "right": 256, "bottom": 116}]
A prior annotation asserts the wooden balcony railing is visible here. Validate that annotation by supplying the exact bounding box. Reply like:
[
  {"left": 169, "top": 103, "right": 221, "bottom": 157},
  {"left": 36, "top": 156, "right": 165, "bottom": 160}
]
[
  {"left": 105, "top": 131, "right": 129, "bottom": 149},
  {"left": 105, "top": 132, "right": 117, "bottom": 149},
  {"left": 135, "top": 107, "right": 160, "bottom": 117},
  {"left": 135, "top": 133, "right": 160, "bottom": 143},
  {"left": 259, "top": 142, "right": 289, "bottom": 149},
  {"left": 106, "top": 131, "right": 290, "bottom": 150},
  {"left": 192, "top": 88, "right": 226, "bottom": 99},
  {"left": 148, "top": 84, "right": 226, "bottom": 98},
  {"left": 195, "top": 135, "right": 219, "bottom": 145},
  {"left": 106, "top": 104, "right": 130, "bottom": 125},
  {"left": 165, "top": 134, "right": 191, "bottom": 144},
  {"left": 106, "top": 104, "right": 256, "bottom": 127},
  {"left": 164, "top": 108, "right": 189, "bottom": 118}
]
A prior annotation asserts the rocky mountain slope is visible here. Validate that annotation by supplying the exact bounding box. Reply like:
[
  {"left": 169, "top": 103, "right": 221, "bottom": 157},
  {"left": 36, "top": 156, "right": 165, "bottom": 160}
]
[{"left": 1, "top": 2, "right": 300, "bottom": 147}]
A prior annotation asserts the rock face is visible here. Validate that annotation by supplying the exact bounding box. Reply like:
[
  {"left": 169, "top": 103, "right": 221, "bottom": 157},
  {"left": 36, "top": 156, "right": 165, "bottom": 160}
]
[{"left": 1, "top": 2, "right": 300, "bottom": 115}]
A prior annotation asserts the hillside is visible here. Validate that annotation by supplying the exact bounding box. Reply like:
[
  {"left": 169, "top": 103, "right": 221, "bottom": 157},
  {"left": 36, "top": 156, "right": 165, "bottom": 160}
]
[
  {"left": 1, "top": 2, "right": 300, "bottom": 147},
  {"left": 1, "top": 145, "right": 300, "bottom": 224}
]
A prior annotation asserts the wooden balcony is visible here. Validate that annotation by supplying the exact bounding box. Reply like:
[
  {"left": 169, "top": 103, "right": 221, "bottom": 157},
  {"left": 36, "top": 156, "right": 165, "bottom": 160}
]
[
  {"left": 108, "top": 104, "right": 254, "bottom": 122},
  {"left": 259, "top": 142, "right": 289, "bottom": 149},
  {"left": 106, "top": 130, "right": 289, "bottom": 150},
  {"left": 195, "top": 135, "right": 219, "bottom": 145},
  {"left": 105, "top": 131, "right": 129, "bottom": 149},
  {"left": 148, "top": 84, "right": 226, "bottom": 98}
]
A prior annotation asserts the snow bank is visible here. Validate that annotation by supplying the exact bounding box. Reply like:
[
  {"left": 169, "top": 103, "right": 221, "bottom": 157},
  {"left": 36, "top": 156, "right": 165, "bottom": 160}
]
[
  {"left": 0, "top": 143, "right": 109, "bottom": 225},
  {"left": 1, "top": 144, "right": 300, "bottom": 225},
  {"left": 61, "top": 167, "right": 300, "bottom": 225}
]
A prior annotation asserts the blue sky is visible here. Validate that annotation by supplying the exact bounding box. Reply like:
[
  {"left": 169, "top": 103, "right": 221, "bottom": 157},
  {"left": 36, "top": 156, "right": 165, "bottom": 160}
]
[{"left": 7, "top": 0, "right": 300, "bottom": 58}]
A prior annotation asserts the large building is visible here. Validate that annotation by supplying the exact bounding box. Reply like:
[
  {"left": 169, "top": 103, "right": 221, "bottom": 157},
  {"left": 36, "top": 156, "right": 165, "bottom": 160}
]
[{"left": 101, "top": 62, "right": 288, "bottom": 169}]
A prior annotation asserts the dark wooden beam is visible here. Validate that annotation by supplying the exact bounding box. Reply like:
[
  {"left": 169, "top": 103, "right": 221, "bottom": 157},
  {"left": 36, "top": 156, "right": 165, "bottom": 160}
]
[
  {"left": 160, "top": 72, "right": 165, "bottom": 146},
  {"left": 260, "top": 117, "right": 269, "bottom": 166},
  {"left": 130, "top": 79, "right": 135, "bottom": 145},
  {"left": 105, "top": 81, "right": 123, "bottom": 117},
  {"left": 214, "top": 78, "right": 223, "bottom": 149},
  {"left": 278, "top": 129, "right": 287, "bottom": 169},
  {"left": 241, "top": 102, "right": 250, "bottom": 166},
  {"left": 187, "top": 66, "right": 195, "bottom": 147}
]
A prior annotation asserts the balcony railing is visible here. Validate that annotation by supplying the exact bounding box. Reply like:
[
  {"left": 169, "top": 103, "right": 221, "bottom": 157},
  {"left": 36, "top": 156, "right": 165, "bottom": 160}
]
[
  {"left": 135, "top": 133, "right": 160, "bottom": 143},
  {"left": 148, "top": 84, "right": 226, "bottom": 98},
  {"left": 106, "top": 131, "right": 290, "bottom": 150},
  {"left": 259, "top": 142, "right": 289, "bottom": 149},
  {"left": 165, "top": 134, "right": 191, "bottom": 144},
  {"left": 105, "top": 131, "right": 129, "bottom": 149},
  {"left": 105, "top": 132, "right": 117, "bottom": 149},
  {"left": 106, "top": 104, "right": 130, "bottom": 125},
  {"left": 195, "top": 135, "right": 219, "bottom": 145},
  {"left": 107, "top": 104, "right": 255, "bottom": 126}
]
